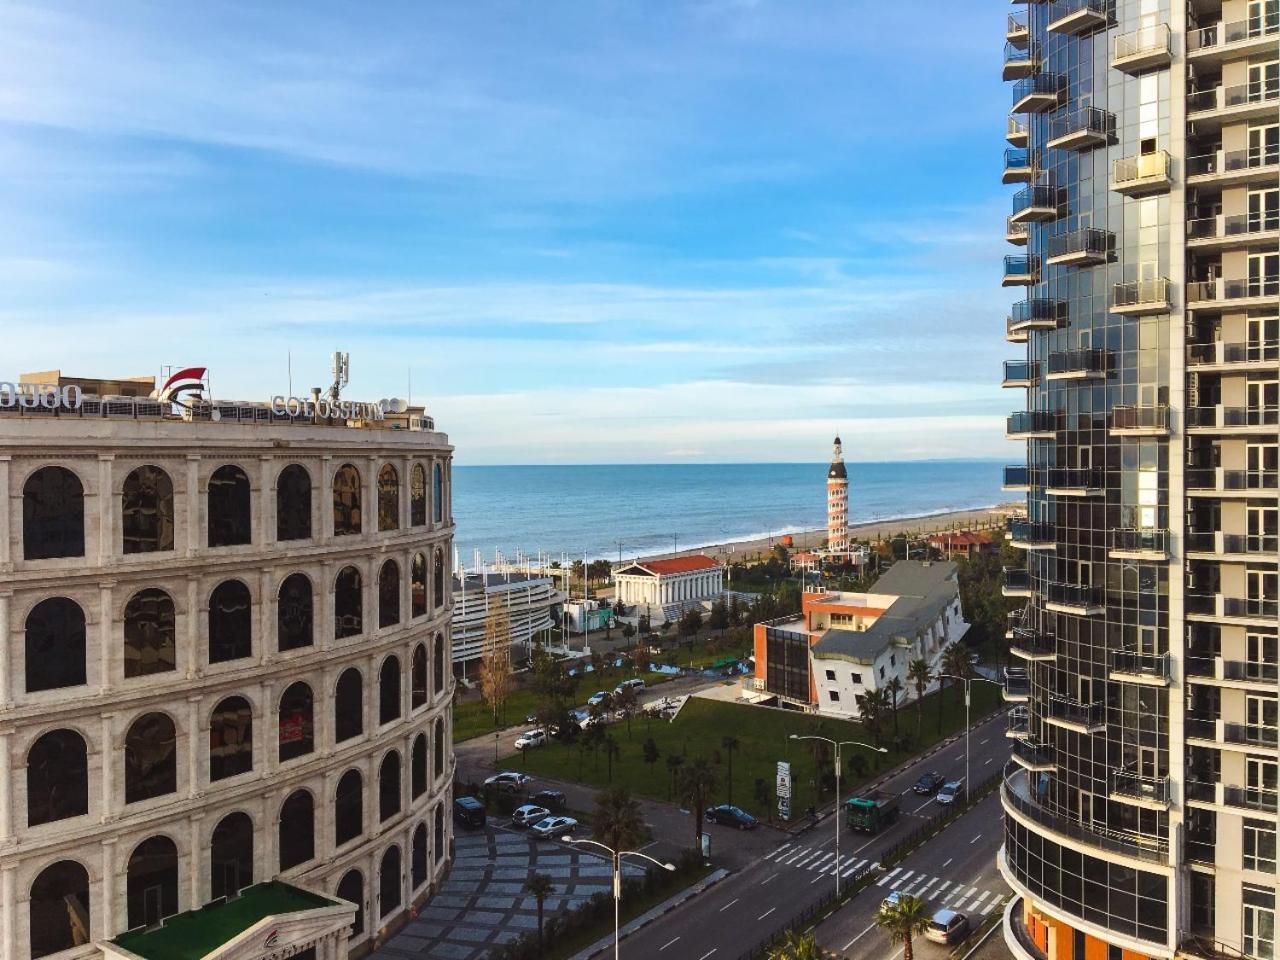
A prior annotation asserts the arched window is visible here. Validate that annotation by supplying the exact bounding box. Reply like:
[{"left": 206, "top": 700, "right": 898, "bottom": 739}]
[
  {"left": 377, "top": 464, "right": 399, "bottom": 532},
  {"left": 277, "top": 574, "right": 313, "bottom": 652},
  {"left": 332, "top": 464, "right": 362, "bottom": 537},
  {"left": 27, "top": 730, "right": 88, "bottom": 826},
  {"left": 433, "top": 718, "right": 445, "bottom": 779},
  {"left": 123, "top": 588, "right": 176, "bottom": 678},
  {"left": 378, "top": 560, "right": 400, "bottom": 628},
  {"left": 433, "top": 633, "right": 445, "bottom": 694},
  {"left": 125, "top": 713, "right": 177, "bottom": 803},
  {"left": 279, "top": 790, "right": 315, "bottom": 870},
  {"left": 379, "top": 751, "right": 401, "bottom": 822},
  {"left": 29, "top": 861, "right": 90, "bottom": 958},
  {"left": 209, "top": 697, "right": 253, "bottom": 781},
  {"left": 24, "top": 597, "right": 86, "bottom": 692},
  {"left": 432, "top": 463, "right": 443, "bottom": 524},
  {"left": 379, "top": 656, "right": 401, "bottom": 725},
  {"left": 278, "top": 682, "right": 314, "bottom": 762},
  {"left": 411, "top": 553, "right": 427, "bottom": 618},
  {"left": 23, "top": 466, "right": 84, "bottom": 560},
  {"left": 208, "top": 465, "right": 251, "bottom": 547},
  {"left": 208, "top": 579, "right": 252, "bottom": 664},
  {"left": 433, "top": 805, "right": 445, "bottom": 863},
  {"left": 433, "top": 548, "right": 445, "bottom": 609},
  {"left": 410, "top": 465, "right": 427, "bottom": 527},
  {"left": 335, "top": 669, "right": 363, "bottom": 743},
  {"left": 276, "top": 464, "right": 312, "bottom": 542},
  {"left": 126, "top": 836, "right": 178, "bottom": 929},
  {"left": 210, "top": 812, "right": 253, "bottom": 899},
  {"left": 334, "top": 566, "right": 362, "bottom": 639},
  {"left": 336, "top": 870, "right": 364, "bottom": 939},
  {"left": 335, "top": 769, "right": 363, "bottom": 846},
  {"left": 411, "top": 644, "right": 427, "bottom": 709},
  {"left": 122, "top": 465, "right": 174, "bottom": 554},
  {"left": 412, "top": 824, "right": 430, "bottom": 890},
  {"left": 379, "top": 846, "right": 402, "bottom": 918},
  {"left": 411, "top": 734, "right": 427, "bottom": 799}
]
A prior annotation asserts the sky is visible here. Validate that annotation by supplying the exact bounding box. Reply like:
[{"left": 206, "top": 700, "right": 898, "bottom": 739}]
[{"left": 1, "top": 1, "right": 1013, "bottom": 465}]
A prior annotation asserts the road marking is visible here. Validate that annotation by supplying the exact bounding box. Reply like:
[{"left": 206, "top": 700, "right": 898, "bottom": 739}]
[
  {"left": 842, "top": 860, "right": 866, "bottom": 877},
  {"left": 718, "top": 898, "right": 738, "bottom": 912},
  {"left": 763, "top": 844, "right": 792, "bottom": 861},
  {"left": 971, "top": 834, "right": 982, "bottom": 844},
  {"left": 985, "top": 757, "right": 994, "bottom": 765},
  {"left": 758, "top": 907, "right": 776, "bottom": 920},
  {"left": 975, "top": 891, "right": 992, "bottom": 905},
  {"left": 877, "top": 867, "right": 903, "bottom": 887},
  {"left": 965, "top": 886, "right": 978, "bottom": 898},
  {"left": 982, "top": 900, "right": 1000, "bottom": 916},
  {"left": 843, "top": 923, "right": 877, "bottom": 950},
  {"left": 942, "top": 858, "right": 953, "bottom": 869},
  {"left": 761, "top": 873, "right": 779, "bottom": 885},
  {"left": 916, "top": 876, "right": 941, "bottom": 896},
  {"left": 980, "top": 737, "right": 990, "bottom": 745},
  {"left": 660, "top": 938, "right": 681, "bottom": 951},
  {"left": 786, "top": 848, "right": 814, "bottom": 866},
  {"left": 912, "top": 798, "right": 935, "bottom": 814},
  {"left": 810, "top": 873, "right": 827, "bottom": 885},
  {"left": 697, "top": 951, "right": 718, "bottom": 960}
]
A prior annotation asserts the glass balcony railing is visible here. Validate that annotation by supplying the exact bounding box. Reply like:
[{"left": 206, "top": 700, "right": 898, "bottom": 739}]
[
  {"left": 1011, "top": 740, "right": 1054, "bottom": 769},
  {"left": 1009, "top": 519, "right": 1054, "bottom": 544},
  {"left": 1112, "top": 23, "right": 1171, "bottom": 67},
  {"left": 1003, "top": 567, "right": 1031, "bottom": 592},
  {"left": 1047, "top": 695, "right": 1105, "bottom": 729},
  {"left": 1009, "top": 297, "right": 1066, "bottom": 327},
  {"left": 1187, "top": 277, "right": 1280, "bottom": 303},
  {"left": 1188, "top": 531, "right": 1280, "bottom": 554},
  {"left": 1002, "top": 360, "right": 1039, "bottom": 384},
  {"left": 1185, "top": 469, "right": 1279, "bottom": 491},
  {"left": 1011, "top": 184, "right": 1058, "bottom": 217},
  {"left": 1011, "top": 74, "right": 1065, "bottom": 112},
  {"left": 1111, "top": 769, "right": 1170, "bottom": 805},
  {"left": 1110, "top": 404, "right": 1168, "bottom": 432},
  {"left": 1007, "top": 709, "right": 1030, "bottom": 738},
  {"left": 1007, "top": 410, "right": 1056, "bottom": 435},
  {"left": 1188, "top": 81, "right": 1280, "bottom": 115},
  {"left": 1111, "top": 278, "right": 1170, "bottom": 312},
  {"left": 1187, "top": 780, "right": 1279, "bottom": 814},
  {"left": 1225, "top": 722, "right": 1279, "bottom": 747},
  {"left": 1188, "top": 149, "right": 1280, "bottom": 177},
  {"left": 1009, "top": 627, "right": 1056, "bottom": 658},
  {"left": 1047, "top": 0, "right": 1111, "bottom": 34},
  {"left": 1189, "top": 16, "right": 1280, "bottom": 53},
  {"left": 1007, "top": 117, "right": 1028, "bottom": 144},
  {"left": 1046, "top": 106, "right": 1116, "bottom": 147},
  {"left": 1003, "top": 464, "right": 1030, "bottom": 487},
  {"left": 1003, "top": 255, "right": 1040, "bottom": 284},
  {"left": 1187, "top": 339, "right": 1280, "bottom": 365},
  {"left": 1188, "top": 212, "right": 1280, "bottom": 241},
  {"left": 1110, "top": 528, "right": 1168, "bottom": 554},
  {"left": 1224, "top": 597, "right": 1280, "bottom": 620},
  {"left": 1186, "top": 656, "right": 1279, "bottom": 684},
  {"left": 1003, "top": 670, "right": 1031, "bottom": 698},
  {"left": 1043, "top": 581, "right": 1103, "bottom": 609},
  {"left": 1111, "top": 151, "right": 1171, "bottom": 193},
  {"left": 1046, "top": 348, "right": 1108, "bottom": 377},
  {"left": 1040, "top": 467, "right": 1103, "bottom": 490},
  {"left": 1187, "top": 405, "right": 1280, "bottom": 428},
  {"left": 1046, "top": 228, "right": 1112, "bottom": 263},
  {"left": 1110, "top": 649, "right": 1170, "bottom": 681},
  {"left": 1007, "top": 13, "right": 1029, "bottom": 42}
]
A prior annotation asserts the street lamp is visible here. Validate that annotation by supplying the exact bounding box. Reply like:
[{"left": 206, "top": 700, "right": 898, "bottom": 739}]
[
  {"left": 561, "top": 836, "right": 675, "bottom": 960},
  {"left": 937, "top": 672, "right": 1004, "bottom": 799},
  {"left": 789, "top": 735, "right": 886, "bottom": 898}
]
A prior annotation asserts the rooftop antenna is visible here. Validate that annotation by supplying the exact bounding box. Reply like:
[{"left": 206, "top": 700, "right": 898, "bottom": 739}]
[{"left": 329, "top": 351, "right": 349, "bottom": 402}]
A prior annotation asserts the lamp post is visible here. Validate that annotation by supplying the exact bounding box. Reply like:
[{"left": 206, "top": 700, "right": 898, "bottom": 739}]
[
  {"left": 937, "top": 673, "right": 1004, "bottom": 799},
  {"left": 561, "top": 836, "right": 675, "bottom": 960},
  {"left": 788, "top": 735, "right": 886, "bottom": 898}
]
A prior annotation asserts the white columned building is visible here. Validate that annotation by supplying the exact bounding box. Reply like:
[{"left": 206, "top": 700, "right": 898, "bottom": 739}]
[{"left": 612, "top": 555, "right": 724, "bottom": 623}]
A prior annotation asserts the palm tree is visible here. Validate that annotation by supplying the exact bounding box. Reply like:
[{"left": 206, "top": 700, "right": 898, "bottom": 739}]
[
  {"left": 942, "top": 643, "right": 972, "bottom": 710},
  {"left": 766, "top": 929, "right": 822, "bottom": 960},
  {"left": 886, "top": 676, "right": 903, "bottom": 742},
  {"left": 856, "top": 688, "right": 888, "bottom": 747},
  {"left": 592, "top": 787, "right": 646, "bottom": 854},
  {"left": 721, "top": 736, "right": 740, "bottom": 804},
  {"left": 603, "top": 734, "right": 620, "bottom": 783},
  {"left": 677, "top": 756, "right": 719, "bottom": 851},
  {"left": 907, "top": 658, "right": 931, "bottom": 734},
  {"left": 874, "top": 894, "right": 931, "bottom": 960},
  {"left": 665, "top": 753, "right": 684, "bottom": 800},
  {"left": 525, "top": 873, "right": 555, "bottom": 950}
]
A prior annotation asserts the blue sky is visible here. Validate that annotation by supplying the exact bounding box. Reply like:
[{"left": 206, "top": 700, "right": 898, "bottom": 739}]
[{"left": 2, "top": 1, "right": 1012, "bottom": 464}]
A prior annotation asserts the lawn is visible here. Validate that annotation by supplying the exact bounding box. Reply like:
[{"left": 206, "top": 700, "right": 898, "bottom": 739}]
[{"left": 500, "top": 683, "right": 1004, "bottom": 824}]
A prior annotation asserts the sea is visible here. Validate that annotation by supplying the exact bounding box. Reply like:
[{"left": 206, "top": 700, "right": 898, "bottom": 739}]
[{"left": 452, "top": 460, "right": 1005, "bottom": 565}]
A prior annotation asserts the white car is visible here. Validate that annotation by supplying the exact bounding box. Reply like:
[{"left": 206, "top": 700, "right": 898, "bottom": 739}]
[
  {"left": 586, "top": 691, "right": 610, "bottom": 707},
  {"left": 530, "top": 815, "right": 578, "bottom": 839},
  {"left": 484, "top": 771, "right": 532, "bottom": 793},
  {"left": 514, "top": 729, "right": 548, "bottom": 750},
  {"left": 512, "top": 804, "right": 550, "bottom": 828}
]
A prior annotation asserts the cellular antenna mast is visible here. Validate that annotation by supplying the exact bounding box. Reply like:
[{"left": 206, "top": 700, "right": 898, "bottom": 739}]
[{"left": 329, "top": 351, "right": 349, "bottom": 402}]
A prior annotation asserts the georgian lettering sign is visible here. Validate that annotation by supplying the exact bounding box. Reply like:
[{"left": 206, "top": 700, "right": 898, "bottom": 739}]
[{"left": 0, "top": 382, "right": 83, "bottom": 410}]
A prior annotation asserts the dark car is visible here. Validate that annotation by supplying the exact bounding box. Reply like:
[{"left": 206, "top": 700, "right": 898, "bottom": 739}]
[
  {"left": 530, "top": 790, "right": 567, "bottom": 813},
  {"left": 705, "top": 804, "right": 759, "bottom": 830},
  {"left": 913, "top": 772, "right": 945, "bottom": 795},
  {"left": 453, "top": 796, "right": 486, "bottom": 829}
]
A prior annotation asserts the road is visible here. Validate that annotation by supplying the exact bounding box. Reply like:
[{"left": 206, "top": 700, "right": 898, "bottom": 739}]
[{"left": 612, "top": 710, "right": 1012, "bottom": 960}]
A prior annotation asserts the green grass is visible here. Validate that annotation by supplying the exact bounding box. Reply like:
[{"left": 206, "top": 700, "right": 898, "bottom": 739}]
[{"left": 500, "top": 683, "right": 1003, "bottom": 822}]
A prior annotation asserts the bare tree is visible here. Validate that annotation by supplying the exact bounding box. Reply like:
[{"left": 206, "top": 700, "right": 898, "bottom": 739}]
[{"left": 479, "top": 605, "right": 514, "bottom": 728}]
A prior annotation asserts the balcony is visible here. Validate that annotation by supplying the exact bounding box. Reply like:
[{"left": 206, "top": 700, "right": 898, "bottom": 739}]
[
  {"left": 1047, "top": 0, "right": 1111, "bottom": 36},
  {"left": 1111, "top": 23, "right": 1172, "bottom": 73},
  {"left": 1046, "top": 695, "right": 1106, "bottom": 734},
  {"left": 1003, "top": 672, "right": 1030, "bottom": 703},
  {"left": 1225, "top": 722, "right": 1279, "bottom": 748},
  {"left": 1111, "top": 278, "right": 1171, "bottom": 315},
  {"left": 1187, "top": 276, "right": 1280, "bottom": 311},
  {"left": 1003, "top": 464, "right": 1031, "bottom": 491},
  {"left": 1010, "top": 628, "right": 1057, "bottom": 662},
  {"left": 1045, "top": 228, "right": 1112, "bottom": 268},
  {"left": 1012, "top": 74, "right": 1065, "bottom": 114},
  {"left": 1186, "top": 468, "right": 1280, "bottom": 496},
  {"left": 1003, "top": 42, "right": 1040, "bottom": 82},
  {"left": 1040, "top": 468, "right": 1103, "bottom": 497},
  {"left": 1007, "top": 13, "right": 1030, "bottom": 47},
  {"left": 1008, "top": 519, "right": 1054, "bottom": 549},
  {"left": 1010, "top": 740, "right": 1056, "bottom": 773},
  {"left": 1187, "top": 338, "right": 1280, "bottom": 369},
  {"left": 1187, "top": 780, "right": 1279, "bottom": 814},
  {"left": 1109, "top": 404, "right": 1169, "bottom": 437},
  {"left": 1009, "top": 184, "right": 1059, "bottom": 225},
  {"left": 1187, "top": 531, "right": 1280, "bottom": 558},
  {"left": 1187, "top": 593, "right": 1280, "bottom": 624},
  {"left": 1045, "top": 107, "right": 1116, "bottom": 152},
  {"left": 1186, "top": 655, "right": 1279, "bottom": 689},
  {"left": 1006, "top": 216, "right": 1029, "bottom": 246},
  {"left": 1187, "top": 148, "right": 1280, "bottom": 189},
  {"left": 1109, "top": 527, "right": 1169, "bottom": 560},
  {"left": 1187, "top": 81, "right": 1280, "bottom": 131},
  {"left": 1002, "top": 566, "right": 1033, "bottom": 598},
  {"left": 1110, "top": 151, "right": 1172, "bottom": 197},
  {"left": 1008, "top": 297, "right": 1066, "bottom": 332},
  {"left": 1110, "top": 770, "right": 1170, "bottom": 809},
  {"left": 1188, "top": 16, "right": 1280, "bottom": 64},
  {"left": 1045, "top": 348, "right": 1108, "bottom": 380},
  {"left": 1187, "top": 212, "right": 1280, "bottom": 252},
  {"left": 1187, "top": 404, "right": 1280, "bottom": 433},
  {"left": 1006, "top": 317, "right": 1028, "bottom": 343},
  {"left": 1006, "top": 707, "right": 1031, "bottom": 740},
  {"left": 1109, "top": 650, "right": 1171, "bottom": 686},
  {"left": 1006, "top": 117, "right": 1029, "bottom": 148},
  {"left": 1007, "top": 410, "right": 1056, "bottom": 439},
  {"left": 1003, "top": 254, "right": 1041, "bottom": 287},
  {"left": 1003, "top": 148, "right": 1037, "bottom": 185},
  {"left": 1002, "top": 360, "right": 1039, "bottom": 388},
  {"left": 1043, "top": 581, "right": 1104, "bottom": 615}
]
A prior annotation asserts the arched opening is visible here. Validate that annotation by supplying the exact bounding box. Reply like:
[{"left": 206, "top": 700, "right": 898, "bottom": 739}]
[
  {"left": 379, "top": 656, "right": 401, "bottom": 725},
  {"left": 433, "top": 718, "right": 445, "bottom": 779},
  {"left": 24, "top": 597, "right": 86, "bottom": 692},
  {"left": 208, "top": 579, "right": 252, "bottom": 663},
  {"left": 125, "top": 712, "right": 177, "bottom": 803},
  {"left": 378, "top": 559, "right": 400, "bottom": 628},
  {"left": 209, "top": 697, "right": 253, "bottom": 781},
  {"left": 208, "top": 465, "right": 251, "bottom": 547},
  {"left": 122, "top": 465, "right": 174, "bottom": 554},
  {"left": 278, "top": 790, "right": 315, "bottom": 871},
  {"left": 335, "top": 769, "right": 363, "bottom": 846},
  {"left": 411, "top": 734, "right": 427, "bottom": 799},
  {"left": 278, "top": 682, "right": 314, "bottom": 762},
  {"left": 411, "top": 553, "right": 427, "bottom": 618},
  {"left": 432, "top": 549, "right": 445, "bottom": 609},
  {"left": 410, "top": 464, "right": 426, "bottom": 527},
  {"left": 126, "top": 836, "right": 178, "bottom": 930},
  {"left": 334, "top": 566, "right": 362, "bottom": 639},
  {"left": 277, "top": 574, "right": 313, "bottom": 652},
  {"left": 379, "top": 846, "right": 402, "bottom": 918},
  {"left": 276, "top": 464, "right": 312, "bottom": 542},
  {"left": 27, "top": 729, "right": 88, "bottom": 826},
  {"left": 332, "top": 464, "right": 362, "bottom": 537},
  {"left": 433, "top": 633, "right": 445, "bottom": 694},
  {"left": 29, "top": 861, "right": 90, "bottom": 958},
  {"left": 123, "top": 588, "right": 176, "bottom": 678},
  {"left": 377, "top": 463, "right": 399, "bottom": 532},
  {"left": 379, "top": 751, "right": 401, "bottom": 822},
  {"left": 433, "top": 805, "right": 445, "bottom": 863},
  {"left": 336, "top": 871, "right": 364, "bottom": 939},
  {"left": 334, "top": 669, "right": 363, "bottom": 743},
  {"left": 411, "top": 644, "right": 427, "bottom": 709},
  {"left": 411, "top": 823, "right": 428, "bottom": 888},
  {"left": 210, "top": 812, "right": 254, "bottom": 899},
  {"left": 432, "top": 463, "right": 443, "bottom": 524},
  {"left": 23, "top": 466, "right": 84, "bottom": 560}
]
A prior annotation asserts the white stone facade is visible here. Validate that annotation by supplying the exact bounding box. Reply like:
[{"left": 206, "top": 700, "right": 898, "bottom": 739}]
[{"left": 612, "top": 557, "right": 724, "bottom": 619}]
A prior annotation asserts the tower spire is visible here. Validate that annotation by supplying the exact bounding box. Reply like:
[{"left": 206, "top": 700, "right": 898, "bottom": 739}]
[{"left": 827, "top": 434, "right": 848, "bottom": 552}]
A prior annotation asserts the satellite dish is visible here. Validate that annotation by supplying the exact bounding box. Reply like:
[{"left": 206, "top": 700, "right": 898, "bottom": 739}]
[
  {"left": 389, "top": 397, "right": 409, "bottom": 413},
  {"left": 210, "top": 409, "right": 222, "bottom": 422}
]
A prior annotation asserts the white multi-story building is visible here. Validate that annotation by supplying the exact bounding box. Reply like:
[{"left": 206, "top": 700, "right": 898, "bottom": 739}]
[
  {"left": 0, "top": 372, "right": 455, "bottom": 960},
  {"left": 451, "top": 571, "right": 560, "bottom": 669}
]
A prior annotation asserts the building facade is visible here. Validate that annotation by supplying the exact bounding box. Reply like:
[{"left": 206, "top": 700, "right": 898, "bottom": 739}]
[
  {"left": 1000, "top": 2, "right": 1277, "bottom": 958},
  {"left": 0, "top": 379, "right": 456, "bottom": 960},
  {"left": 450, "top": 571, "right": 560, "bottom": 671},
  {"left": 612, "top": 555, "right": 724, "bottom": 622}
]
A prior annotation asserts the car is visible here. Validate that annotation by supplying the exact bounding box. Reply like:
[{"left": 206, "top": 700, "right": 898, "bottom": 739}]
[
  {"left": 525, "top": 712, "right": 539, "bottom": 724},
  {"left": 925, "top": 909, "right": 970, "bottom": 945},
  {"left": 511, "top": 804, "right": 550, "bottom": 828},
  {"left": 913, "top": 772, "right": 945, "bottom": 795},
  {"left": 881, "top": 890, "right": 904, "bottom": 911},
  {"left": 530, "top": 815, "right": 578, "bottom": 839},
  {"left": 614, "top": 678, "right": 645, "bottom": 696},
  {"left": 514, "top": 729, "right": 548, "bottom": 750},
  {"left": 453, "top": 796, "right": 486, "bottom": 829},
  {"left": 587, "top": 691, "right": 610, "bottom": 707},
  {"left": 530, "top": 790, "right": 567, "bottom": 813},
  {"left": 705, "top": 804, "right": 758, "bottom": 830},
  {"left": 936, "top": 780, "right": 965, "bottom": 806},
  {"left": 485, "top": 771, "right": 533, "bottom": 793}
]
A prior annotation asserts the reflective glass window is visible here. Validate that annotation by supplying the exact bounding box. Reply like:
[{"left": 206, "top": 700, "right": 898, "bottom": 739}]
[{"left": 23, "top": 466, "right": 84, "bottom": 560}]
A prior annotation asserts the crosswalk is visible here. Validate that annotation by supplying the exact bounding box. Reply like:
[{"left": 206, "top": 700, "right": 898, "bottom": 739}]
[{"left": 762, "top": 842, "right": 875, "bottom": 879}]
